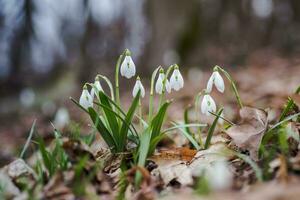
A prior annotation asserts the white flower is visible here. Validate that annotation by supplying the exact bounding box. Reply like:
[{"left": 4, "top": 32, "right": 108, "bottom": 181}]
[
  {"left": 91, "top": 77, "right": 103, "bottom": 99},
  {"left": 120, "top": 50, "right": 136, "bottom": 79},
  {"left": 79, "top": 86, "right": 93, "bottom": 109},
  {"left": 132, "top": 77, "right": 145, "bottom": 98},
  {"left": 201, "top": 94, "right": 216, "bottom": 116},
  {"left": 206, "top": 71, "right": 225, "bottom": 93},
  {"left": 170, "top": 65, "right": 184, "bottom": 91},
  {"left": 205, "top": 161, "right": 232, "bottom": 190},
  {"left": 53, "top": 107, "right": 70, "bottom": 129},
  {"left": 155, "top": 71, "right": 171, "bottom": 94}
]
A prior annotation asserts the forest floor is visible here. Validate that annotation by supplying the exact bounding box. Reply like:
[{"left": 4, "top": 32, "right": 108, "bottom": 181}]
[{"left": 1, "top": 54, "right": 300, "bottom": 200}]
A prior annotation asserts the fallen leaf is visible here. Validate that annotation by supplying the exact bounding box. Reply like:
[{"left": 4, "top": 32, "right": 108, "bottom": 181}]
[{"left": 226, "top": 107, "right": 268, "bottom": 160}]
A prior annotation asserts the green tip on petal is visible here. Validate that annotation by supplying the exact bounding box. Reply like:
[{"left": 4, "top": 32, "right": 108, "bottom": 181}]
[
  {"left": 213, "top": 65, "right": 219, "bottom": 71},
  {"left": 124, "top": 48, "right": 131, "bottom": 56},
  {"left": 83, "top": 84, "right": 88, "bottom": 90},
  {"left": 159, "top": 68, "right": 164, "bottom": 73}
]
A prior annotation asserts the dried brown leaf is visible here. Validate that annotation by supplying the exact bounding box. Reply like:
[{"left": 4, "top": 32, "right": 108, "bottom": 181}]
[{"left": 226, "top": 106, "right": 268, "bottom": 160}]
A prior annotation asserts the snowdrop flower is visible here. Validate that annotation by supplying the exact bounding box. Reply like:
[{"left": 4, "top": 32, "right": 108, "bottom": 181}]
[
  {"left": 170, "top": 65, "right": 184, "bottom": 91},
  {"left": 206, "top": 70, "right": 225, "bottom": 93},
  {"left": 79, "top": 85, "right": 93, "bottom": 109},
  {"left": 91, "top": 76, "right": 103, "bottom": 99},
  {"left": 155, "top": 69, "right": 171, "bottom": 94},
  {"left": 53, "top": 107, "right": 70, "bottom": 129},
  {"left": 132, "top": 76, "right": 145, "bottom": 98},
  {"left": 201, "top": 94, "right": 216, "bottom": 116},
  {"left": 205, "top": 161, "right": 233, "bottom": 190},
  {"left": 120, "top": 49, "right": 136, "bottom": 79}
]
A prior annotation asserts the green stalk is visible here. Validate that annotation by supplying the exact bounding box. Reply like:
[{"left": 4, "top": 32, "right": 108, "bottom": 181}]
[
  {"left": 148, "top": 66, "right": 161, "bottom": 121},
  {"left": 215, "top": 66, "right": 243, "bottom": 108},
  {"left": 158, "top": 65, "right": 175, "bottom": 109},
  {"left": 204, "top": 108, "right": 223, "bottom": 149},
  {"left": 194, "top": 90, "right": 205, "bottom": 148},
  {"left": 138, "top": 98, "right": 142, "bottom": 130},
  {"left": 115, "top": 55, "right": 122, "bottom": 109}
]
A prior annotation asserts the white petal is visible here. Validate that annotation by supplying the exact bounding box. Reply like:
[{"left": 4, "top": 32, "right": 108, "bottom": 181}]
[
  {"left": 206, "top": 72, "right": 215, "bottom": 93},
  {"left": 79, "top": 89, "right": 93, "bottom": 109},
  {"left": 90, "top": 88, "right": 95, "bottom": 100},
  {"left": 201, "top": 94, "right": 216, "bottom": 116},
  {"left": 201, "top": 95, "right": 209, "bottom": 115},
  {"left": 170, "top": 69, "right": 184, "bottom": 91},
  {"left": 213, "top": 72, "right": 225, "bottom": 93},
  {"left": 139, "top": 82, "right": 145, "bottom": 98},
  {"left": 165, "top": 79, "right": 171, "bottom": 93},
  {"left": 132, "top": 79, "right": 145, "bottom": 98},
  {"left": 120, "top": 56, "right": 135, "bottom": 79},
  {"left": 155, "top": 73, "right": 164, "bottom": 94},
  {"left": 207, "top": 95, "right": 217, "bottom": 113},
  {"left": 120, "top": 58, "right": 127, "bottom": 77},
  {"left": 94, "top": 80, "right": 103, "bottom": 92}
]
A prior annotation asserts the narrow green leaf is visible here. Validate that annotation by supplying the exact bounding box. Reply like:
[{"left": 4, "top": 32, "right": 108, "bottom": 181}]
[
  {"left": 279, "top": 97, "right": 296, "bottom": 122},
  {"left": 20, "top": 119, "right": 36, "bottom": 158},
  {"left": 119, "top": 90, "right": 141, "bottom": 151},
  {"left": 204, "top": 108, "right": 223, "bottom": 149},
  {"left": 184, "top": 106, "right": 193, "bottom": 135},
  {"left": 98, "top": 91, "right": 120, "bottom": 143},
  {"left": 171, "top": 122, "right": 201, "bottom": 150},
  {"left": 70, "top": 97, "right": 89, "bottom": 114},
  {"left": 88, "top": 107, "right": 118, "bottom": 152},
  {"left": 151, "top": 101, "right": 171, "bottom": 140}
]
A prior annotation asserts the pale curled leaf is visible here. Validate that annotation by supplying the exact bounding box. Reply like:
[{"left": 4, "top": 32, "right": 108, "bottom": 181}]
[{"left": 226, "top": 106, "right": 268, "bottom": 161}]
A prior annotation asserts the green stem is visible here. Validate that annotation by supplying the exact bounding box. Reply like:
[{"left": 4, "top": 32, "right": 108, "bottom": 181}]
[
  {"left": 194, "top": 90, "right": 205, "bottom": 148},
  {"left": 215, "top": 66, "right": 243, "bottom": 108},
  {"left": 139, "top": 98, "right": 142, "bottom": 130},
  {"left": 115, "top": 55, "right": 122, "bottom": 108},
  {"left": 148, "top": 66, "right": 161, "bottom": 121}
]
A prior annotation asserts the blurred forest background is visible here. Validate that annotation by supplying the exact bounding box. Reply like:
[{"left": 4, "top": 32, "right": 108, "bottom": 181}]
[{"left": 1, "top": 0, "right": 300, "bottom": 162}]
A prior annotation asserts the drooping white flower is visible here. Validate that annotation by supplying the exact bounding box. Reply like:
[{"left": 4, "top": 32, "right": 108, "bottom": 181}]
[
  {"left": 79, "top": 85, "right": 93, "bottom": 109},
  {"left": 206, "top": 70, "right": 225, "bottom": 93},
  {"left": 155, "top": 70, "right": 171, "bottom": 94},
  {"left": 170, "top": 65, "right": 184, "bottom": 91},
  {"left": 91, "top": 76, "right": 103, "bottom": 99},
  {"left": 53, "top": 107, "right": 70, "bottom": 129},
  {"left": 120, "top": 50, "right": 136, "bottom": 79},
  {"left": 201, "top": 94, "right": 216, "bottom": 116},
  {"left": 132, "top": 76, "right": 145, "bottom": 98},
  {"left": 205, "top": 161, "right": 233, "bottom": 190}
]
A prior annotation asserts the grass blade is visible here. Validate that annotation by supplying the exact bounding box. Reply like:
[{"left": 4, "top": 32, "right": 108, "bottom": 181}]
[
  {"left": 20, "top": 119, "right": 36, "bottom": 158},
  {"left": 119, "top": 91, "right": 141, "bottom": 151},
  {"left": 98, "top": 91, "right": 120, "bottom": 142},
  {"left": 204, "top": 108, "right": 223, "bottom": 149},
  {"left": 88, "top": 107, "right": 118, "bottom": 152},
  {"left": 171, "top": 122, "right": 201, "bottom": 150}
]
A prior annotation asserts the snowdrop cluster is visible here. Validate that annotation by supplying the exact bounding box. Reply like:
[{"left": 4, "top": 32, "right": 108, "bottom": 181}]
[
  {"left": 201, "top": 67, "right": 225, "bottom": 116},
  {"left": 79, "top": 49, "right": 184, "bottom": 110}
]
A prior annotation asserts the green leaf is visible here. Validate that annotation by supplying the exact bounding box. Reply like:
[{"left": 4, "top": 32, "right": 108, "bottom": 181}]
[
  {"left": 119, "top": 90, "right": 141, "bottom": 151},
  {"left": 184, "top": 106, "right": 193, "bottom": 135},
  {"left": 70, "top": 97, "right": 89, "bottom": 114},
  {"left": 37, "top": 137, "right": 55, "bottom": 177},
  {"left": 171, "top": 122, "right": 201, "bottom": 150},
  {"left": 88, "top": 107, "right": 118, "bottom": 152},
  {"left": 151, "top": 101, "right": 171, "bottom": 140},
  {"left": 279, "top": 97, "right": 296, "bottom": 122},
  {"left": 204, "top": 108, "right": 223, "bottom": 149},
  {"left": 98, "top": 91, "right": 120, "bottom": 143},
  {"left": 20, "top": 119, "right": 36, "bottom": 158}
]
